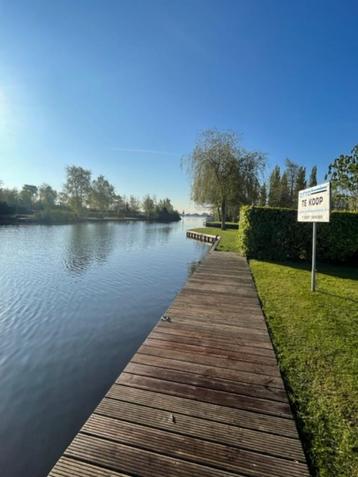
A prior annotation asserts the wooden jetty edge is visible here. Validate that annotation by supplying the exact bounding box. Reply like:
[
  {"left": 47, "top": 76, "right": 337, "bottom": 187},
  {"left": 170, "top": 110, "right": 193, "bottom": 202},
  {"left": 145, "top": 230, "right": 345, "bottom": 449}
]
[
  {"left": 186, "top": 230, "right": 219, "bottom": 243},
  {"left": 49, "top": 249, "right": 310, "bottom": 477}
]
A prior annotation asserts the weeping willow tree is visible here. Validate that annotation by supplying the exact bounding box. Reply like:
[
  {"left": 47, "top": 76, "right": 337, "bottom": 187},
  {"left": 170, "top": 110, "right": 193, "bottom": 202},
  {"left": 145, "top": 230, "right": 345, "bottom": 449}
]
[{"left": 185, "top": 129, "right": 265, "bottom": 229}]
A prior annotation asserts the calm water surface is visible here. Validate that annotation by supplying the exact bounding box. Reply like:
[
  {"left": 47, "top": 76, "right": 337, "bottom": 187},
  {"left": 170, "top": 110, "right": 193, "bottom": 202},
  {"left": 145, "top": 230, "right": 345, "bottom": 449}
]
[{"left": 0, "top": 218, "right": 208, "bottom": 477}]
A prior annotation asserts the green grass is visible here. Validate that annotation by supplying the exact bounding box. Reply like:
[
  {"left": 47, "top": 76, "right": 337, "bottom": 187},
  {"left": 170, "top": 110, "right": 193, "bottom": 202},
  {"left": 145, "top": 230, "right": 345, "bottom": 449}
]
[
  {"left": 206, "top": 221, "right": 239, "bottom": 229},
  {"left": 190, "top": 227, "right": 240, "bottom": 252},
  {"left": 250, "top": 260, "right": 358, "bottom": 477}
]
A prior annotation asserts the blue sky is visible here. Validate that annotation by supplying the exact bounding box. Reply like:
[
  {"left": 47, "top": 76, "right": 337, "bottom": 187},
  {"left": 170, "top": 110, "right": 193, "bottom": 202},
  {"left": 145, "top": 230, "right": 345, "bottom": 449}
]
[{"left": 0, "top": 0, "right": 357, "bottom": 212}]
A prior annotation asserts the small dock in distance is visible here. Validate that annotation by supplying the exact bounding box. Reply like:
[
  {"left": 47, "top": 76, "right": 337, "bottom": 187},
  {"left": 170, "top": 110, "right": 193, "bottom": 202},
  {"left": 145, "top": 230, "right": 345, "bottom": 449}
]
[
  {"left": 186, "top": 230, "right": 218, "bottom": 243},
  {"left": 49, "top": 249, "right": 310, "bottom": 476}
]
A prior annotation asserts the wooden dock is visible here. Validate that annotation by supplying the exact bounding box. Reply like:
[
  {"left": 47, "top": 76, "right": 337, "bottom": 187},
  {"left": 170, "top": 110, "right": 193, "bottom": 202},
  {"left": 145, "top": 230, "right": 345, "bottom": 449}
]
[
  {"left": 186, "top": 230, "right": 219, "bottom": 243},
  {"left": 49, "top": 250, "right": 310, "bottom": 477}
]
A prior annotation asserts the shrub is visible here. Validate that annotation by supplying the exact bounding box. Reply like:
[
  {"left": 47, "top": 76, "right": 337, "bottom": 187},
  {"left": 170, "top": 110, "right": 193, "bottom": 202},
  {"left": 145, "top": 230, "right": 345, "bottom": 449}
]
[
  {"left": 0, "top": 201, "right": 15, "bottom": 215},
  {"left": 34, "top": 208, "right": 77, "bottom": 224},
  {"left": 238, "top": 206, "right": 358, "bottom": 263}
]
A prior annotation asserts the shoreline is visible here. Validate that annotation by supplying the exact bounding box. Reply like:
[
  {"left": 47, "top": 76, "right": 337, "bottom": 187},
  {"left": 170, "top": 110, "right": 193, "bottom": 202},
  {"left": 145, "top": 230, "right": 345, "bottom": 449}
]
[{"left": 0, "top": 215, "right": 182, "bottom": 226}]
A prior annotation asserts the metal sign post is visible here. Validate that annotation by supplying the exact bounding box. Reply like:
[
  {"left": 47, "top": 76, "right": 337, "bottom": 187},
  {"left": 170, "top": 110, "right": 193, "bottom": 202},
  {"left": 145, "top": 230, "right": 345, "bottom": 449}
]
[
  {"left": 311, "top": 222, "right": 317, "bottom": 291},
  {"left": 297, "top": 182, "right": 331, "bottom": 292}
]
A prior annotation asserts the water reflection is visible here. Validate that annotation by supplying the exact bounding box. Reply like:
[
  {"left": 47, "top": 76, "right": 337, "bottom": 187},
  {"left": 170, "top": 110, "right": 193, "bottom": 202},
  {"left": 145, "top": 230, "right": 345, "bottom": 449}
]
[
  {"left": 64, "top": 223, "right": 115, "bottom": 274},
  {"left": 142, "top": 222, "right": 174, "bottom": 248}
]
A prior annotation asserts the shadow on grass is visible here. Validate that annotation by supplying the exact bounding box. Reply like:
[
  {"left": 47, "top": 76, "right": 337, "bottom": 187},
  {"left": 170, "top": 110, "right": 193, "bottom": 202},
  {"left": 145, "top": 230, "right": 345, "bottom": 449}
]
[
  {"left": 316, "top": 289, "right": 358, "bottom": 304},
  {"left": 260, "top": 259, "right": 358, "bottom": 281}
]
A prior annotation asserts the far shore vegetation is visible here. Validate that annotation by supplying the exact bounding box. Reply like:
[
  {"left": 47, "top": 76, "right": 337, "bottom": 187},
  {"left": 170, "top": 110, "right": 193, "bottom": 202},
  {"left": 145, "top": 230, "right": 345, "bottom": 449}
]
[{"left": 0, "top": 165, "right": 180, "bottom": 224}]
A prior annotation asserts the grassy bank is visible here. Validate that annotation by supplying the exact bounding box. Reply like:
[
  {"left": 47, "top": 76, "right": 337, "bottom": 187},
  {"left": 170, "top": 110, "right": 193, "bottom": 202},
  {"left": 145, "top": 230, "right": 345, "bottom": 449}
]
[
  {"left": 250, "top": 260, "right": 358, "bottom": 477},
  {"left": 189, "top": 227, "right": 240, "bottom": 252}
]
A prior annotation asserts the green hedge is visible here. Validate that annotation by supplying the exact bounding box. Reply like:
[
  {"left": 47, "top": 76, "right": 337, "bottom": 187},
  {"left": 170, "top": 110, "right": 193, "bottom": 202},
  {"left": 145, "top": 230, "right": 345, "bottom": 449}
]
[{"left": 238, "top": 206, "right": 358, "bottom": 263}]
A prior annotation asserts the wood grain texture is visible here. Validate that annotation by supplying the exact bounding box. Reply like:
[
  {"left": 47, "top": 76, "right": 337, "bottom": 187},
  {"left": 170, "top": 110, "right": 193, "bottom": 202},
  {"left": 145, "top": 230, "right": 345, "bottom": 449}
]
[{"left": 48, "top": 250, "right": 310, "bottom": 476}]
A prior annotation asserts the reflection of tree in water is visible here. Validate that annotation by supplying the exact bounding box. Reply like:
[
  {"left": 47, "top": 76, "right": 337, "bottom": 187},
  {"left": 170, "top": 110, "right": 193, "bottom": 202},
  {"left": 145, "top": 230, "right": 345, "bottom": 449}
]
[
  {"left": 142, "top": 222, "right": 176, "bottom": 248},
  {"left": 64, "top": 223, "right": 115, "bottom": 274}
]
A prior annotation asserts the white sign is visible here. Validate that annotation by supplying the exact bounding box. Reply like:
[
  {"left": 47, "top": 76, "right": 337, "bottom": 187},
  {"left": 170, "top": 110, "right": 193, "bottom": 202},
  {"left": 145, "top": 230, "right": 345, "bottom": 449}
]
[{"left": 297, "top": 182, "right": 331, "bottom": 222}]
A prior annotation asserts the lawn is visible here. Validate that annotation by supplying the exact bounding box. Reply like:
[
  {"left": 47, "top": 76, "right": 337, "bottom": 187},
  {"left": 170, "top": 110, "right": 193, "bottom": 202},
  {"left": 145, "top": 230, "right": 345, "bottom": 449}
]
[
  {"left": 205, "top": 221, "right": 239, "bottom": 229},
  {"left": 189, "top": 227, "right": 240, "bottom": 252},
  {"left": 250, "top": 260, "right": 358, "bottom": 477}
]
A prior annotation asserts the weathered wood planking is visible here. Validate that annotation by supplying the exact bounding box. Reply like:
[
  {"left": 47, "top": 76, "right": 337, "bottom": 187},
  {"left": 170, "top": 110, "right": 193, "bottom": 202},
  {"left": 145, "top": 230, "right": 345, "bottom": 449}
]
[{"left": 48, "top": 250, "right": 310, "bottom": 477}]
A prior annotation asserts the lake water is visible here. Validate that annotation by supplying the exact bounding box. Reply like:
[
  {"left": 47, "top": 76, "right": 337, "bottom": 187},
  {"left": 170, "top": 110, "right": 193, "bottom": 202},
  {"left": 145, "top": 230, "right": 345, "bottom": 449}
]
[{"left": 0, "top": 218, "right": 209, "bottom": 477}]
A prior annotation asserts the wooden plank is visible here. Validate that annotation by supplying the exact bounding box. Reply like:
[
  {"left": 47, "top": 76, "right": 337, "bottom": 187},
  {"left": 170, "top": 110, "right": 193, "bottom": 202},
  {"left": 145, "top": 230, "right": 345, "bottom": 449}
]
[
  {"left": 142, "top": 338, "right": 280, "bottom": 374},
  {"left": 96, "top": 398, "right": 305, "bottom": 461},
  {"left": 124, "top": 361, "right": 287, "bottom": 402},
  {"left": 138, "top": 345, "right": 284, "bottom": 385},
  {"left": 148, "top": 331, "right": 276, "bottom": 359},
  {"left": 159, "top": 313, "right": 268, "bottom": 332},
  {"left": 116, "top": 373, "right": 292, "bottom": 417},
  {"left": 49, "top": 457, "right": 132, "bottom": 477},
  {"left": 164, "top": 315, "right": 269, "bottom": 334},
  {"left": 184, "top": 283, "right": 259, "bottom": 298},
  {"left": 81, "top": 414, "right": 309, "bottom": 477},
  {"left": 187, "top": 274, "right": 255, "bottom": 283},
  {"left": 65, "top": 433, "right": 241, "bottom": 477},
  {"left": 132, "top": 353, "right": 282, "bottom": 394},
  {"left": 156, "top": 319, "right": 268, "bottom": 337},
  {"left": 173, "top": 293, "right": 260, "bottom": 307},
  {"left": 166, "top": 306, "right": 267, "bottom": 327},
  {"left": 155, "top": 321, "right": 273, "bottom": 347},
  {"left": 107, "top": 385, "right": 298, "bottom": 437},
  {"left": 154, "top": 321, "right": 273, "bottom": 348},
  {"left": 168, "top": 304, "right": 264, "bottom": 318}
]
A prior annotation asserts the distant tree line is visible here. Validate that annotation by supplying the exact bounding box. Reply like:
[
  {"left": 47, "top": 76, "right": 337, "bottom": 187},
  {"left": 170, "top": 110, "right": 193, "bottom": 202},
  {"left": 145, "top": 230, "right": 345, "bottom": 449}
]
[{"left": 0, "top": 165, "right": 180, "bottom": 223}]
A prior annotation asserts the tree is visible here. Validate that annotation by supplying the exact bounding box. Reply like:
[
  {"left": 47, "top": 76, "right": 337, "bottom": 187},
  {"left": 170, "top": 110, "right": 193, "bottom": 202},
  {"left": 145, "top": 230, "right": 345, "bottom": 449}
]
[
  {"left": 0, "top": 188, "right": 19, "bottom": 210},
  {"left": 294, "top": 167, "right": 306, "bottom": 204},
  {"left": 185, "top": 129, "right": 265, "bottom": 229},
  {"left": 155, "top": 198, "right": 180, "bottom": 221},
  {"left": 38, "top": 184, "right": 57, "bottom": 209},
  {"left": 268, "top": 166, "right": 281, "bottom": 206},
  {"left": 258, "top": 183, "right": 267, "bottom": 206},
  {"left": 142, "top": 194, "right": 156, "bottom": 218},
  {"left": 128, "top": 195, "right": 140, "bottom": 216},
  {"left": 325, "top": 145, "right": 358, "bottom": 210},
  {"left": 89, "top": 175, "right": 115, "bottom": 215},
  {"left": 63, "top": 165, "right": 91, "bottom": 216},
  {"left": 20, "top": 184, "right": 38, "bottom": 211},
  {"left": 157, "top": 198, "right": 174, "bottom": 213},
  {"left": 285, "top": 159, "right": 299, "bottom": 206},
  {"left": 113, "top": 194, "right": 126, "bottom": 217},
  {"left": 308, "top": 166, "right": 318, "bottom": 187},
  {"left": 230, "top": 151, "right": 263, "bottom": 207},
  {"left": 280, "top": 172, "right": 291, "bottom": 206}
]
